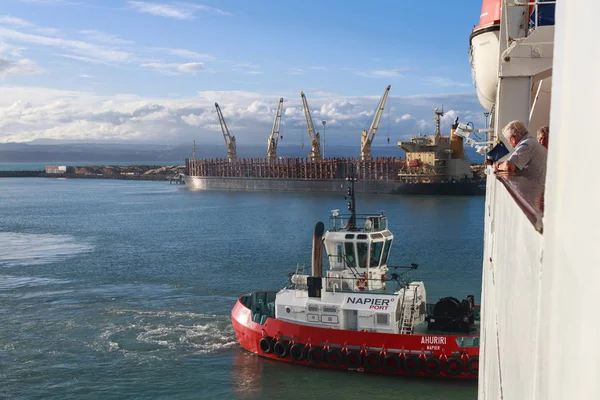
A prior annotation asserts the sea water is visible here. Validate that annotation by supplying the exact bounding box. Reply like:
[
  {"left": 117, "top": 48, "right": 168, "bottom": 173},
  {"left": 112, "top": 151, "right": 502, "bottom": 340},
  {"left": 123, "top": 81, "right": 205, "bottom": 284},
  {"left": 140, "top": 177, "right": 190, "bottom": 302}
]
[{"left": 0, "top": 178, "right": 482, "bottom": 399}]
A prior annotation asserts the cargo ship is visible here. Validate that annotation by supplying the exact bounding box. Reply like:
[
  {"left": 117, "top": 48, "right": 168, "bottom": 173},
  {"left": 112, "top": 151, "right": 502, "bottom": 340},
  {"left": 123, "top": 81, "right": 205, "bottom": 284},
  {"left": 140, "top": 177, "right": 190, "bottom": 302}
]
[
  {"left": 184, "top": 88, "right": 485, "bottom": 195},
  {"left": 231, "top": 174, "right": 480, "bottom": 377}
]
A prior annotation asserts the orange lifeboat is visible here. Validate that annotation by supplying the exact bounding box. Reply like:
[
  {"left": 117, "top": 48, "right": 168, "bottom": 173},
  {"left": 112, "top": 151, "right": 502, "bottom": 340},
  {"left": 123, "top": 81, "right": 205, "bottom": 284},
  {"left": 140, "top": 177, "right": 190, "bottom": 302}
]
[{"left": 469, "top": 0, "right": 502, "bottom": 112}]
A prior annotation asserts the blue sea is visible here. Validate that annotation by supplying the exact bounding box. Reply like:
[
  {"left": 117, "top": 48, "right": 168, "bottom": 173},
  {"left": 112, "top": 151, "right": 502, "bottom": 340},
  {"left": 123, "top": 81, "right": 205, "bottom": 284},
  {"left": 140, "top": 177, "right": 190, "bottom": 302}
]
[{"left": 0, "top": 178, "right": 483, "bottom": 399}]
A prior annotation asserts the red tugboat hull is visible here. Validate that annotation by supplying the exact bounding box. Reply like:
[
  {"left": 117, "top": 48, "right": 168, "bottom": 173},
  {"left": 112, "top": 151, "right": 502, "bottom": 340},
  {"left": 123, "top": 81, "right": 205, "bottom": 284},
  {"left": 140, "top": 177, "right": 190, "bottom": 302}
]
[{"left": 232, "top": 296, "right": 479, "bottom": 379}]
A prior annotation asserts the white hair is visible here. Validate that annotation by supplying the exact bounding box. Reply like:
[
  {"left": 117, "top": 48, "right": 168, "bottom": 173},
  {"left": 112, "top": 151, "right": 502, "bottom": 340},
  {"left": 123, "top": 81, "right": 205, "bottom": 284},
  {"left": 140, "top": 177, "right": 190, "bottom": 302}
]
[{"left": 502, "top": 120, "right": 529, "bottom": 142}]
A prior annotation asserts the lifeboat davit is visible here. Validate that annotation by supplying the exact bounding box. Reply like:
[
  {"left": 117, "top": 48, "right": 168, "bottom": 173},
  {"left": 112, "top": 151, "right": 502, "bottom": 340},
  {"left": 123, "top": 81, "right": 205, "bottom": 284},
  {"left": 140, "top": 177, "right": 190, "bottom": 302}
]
[{"left": 470, "top": 0, "right": 501, "bottom": 112}]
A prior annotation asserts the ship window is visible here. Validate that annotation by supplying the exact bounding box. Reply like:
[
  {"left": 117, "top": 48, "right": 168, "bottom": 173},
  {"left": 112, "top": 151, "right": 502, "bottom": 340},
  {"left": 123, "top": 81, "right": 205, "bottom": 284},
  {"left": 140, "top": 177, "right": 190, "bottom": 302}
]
[
  {"left": 344, "top": 242, "right": 356, "bottom": 268},
  {"left": 357, "top": 242, "right": 369, "bottom": 268},
  {"left": 345, "top": 234, "right": 354, "bottom": 239},
  {"left": 370, "top": 241, "right": 384, "bottom": 267},
  {"left": 337, "top": 243, "right": 343, "bottom": 263},
  {"left": 381, "top": 239, "right": 393, "bottom": 265},
  {"left": 376, "top": 313, "right": 389, "bottom": 325},
  {"left": 357, "top": 234, "right": 368, "bottom": 240}
]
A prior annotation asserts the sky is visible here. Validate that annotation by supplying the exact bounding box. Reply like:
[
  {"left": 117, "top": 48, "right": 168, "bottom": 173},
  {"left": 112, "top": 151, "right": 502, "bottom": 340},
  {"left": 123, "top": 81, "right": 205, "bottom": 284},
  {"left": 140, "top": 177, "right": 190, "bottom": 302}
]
[{"left": 0, "top": 0, "right": 487, "bottom": 147}]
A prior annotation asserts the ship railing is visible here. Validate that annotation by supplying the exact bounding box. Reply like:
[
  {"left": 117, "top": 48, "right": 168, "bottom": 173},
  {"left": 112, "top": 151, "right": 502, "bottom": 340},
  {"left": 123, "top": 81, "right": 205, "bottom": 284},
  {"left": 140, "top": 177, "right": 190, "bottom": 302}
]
[
  {"left": 504, "top": 1, "right": 556, "bottom": 44},
  {"left": 323, "top": 275, "right": 388, "bottom": 294},
  {"left": 494, "top": 173, "right": 544, "bottom": 232},
  {"left": 328, "top": 213, "right": 388, "bottom": 232}
]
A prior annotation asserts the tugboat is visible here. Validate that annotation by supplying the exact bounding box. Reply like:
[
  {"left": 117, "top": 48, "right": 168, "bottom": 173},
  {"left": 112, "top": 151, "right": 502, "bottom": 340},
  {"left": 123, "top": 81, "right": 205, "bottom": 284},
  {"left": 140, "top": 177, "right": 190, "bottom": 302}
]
[{"left": 231, "top": 172, "right": 480, "bottom": 378}]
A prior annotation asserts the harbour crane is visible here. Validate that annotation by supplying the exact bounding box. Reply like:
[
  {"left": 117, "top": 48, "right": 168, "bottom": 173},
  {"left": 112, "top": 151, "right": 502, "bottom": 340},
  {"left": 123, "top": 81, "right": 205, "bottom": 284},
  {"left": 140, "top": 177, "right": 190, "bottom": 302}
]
[
  {"left": 215, "top": 102, "right": 236, "bottom": 162},
  {"left": 300, "top": 92, "right": 322, "bottom": 161},
  {"left": 267, "top": 98, "right": 284, "bottom": 162},
  {"left": 360, "top": 85, "right": 391, "bottom": 161}
]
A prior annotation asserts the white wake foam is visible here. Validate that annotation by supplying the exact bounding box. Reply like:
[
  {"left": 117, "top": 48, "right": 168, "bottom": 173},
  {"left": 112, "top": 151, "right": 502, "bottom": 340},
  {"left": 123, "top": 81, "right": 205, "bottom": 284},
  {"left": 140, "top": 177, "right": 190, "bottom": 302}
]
[{"left": 95, "top": 310, "right": 237, "bottom": 357}]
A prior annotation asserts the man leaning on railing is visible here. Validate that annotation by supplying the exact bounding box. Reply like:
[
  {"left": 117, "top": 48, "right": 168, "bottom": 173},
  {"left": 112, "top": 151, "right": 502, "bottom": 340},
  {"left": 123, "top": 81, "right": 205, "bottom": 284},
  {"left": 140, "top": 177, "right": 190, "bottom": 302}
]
[{"left": 494, "top": 121, "right": 548, "bottom": 186}]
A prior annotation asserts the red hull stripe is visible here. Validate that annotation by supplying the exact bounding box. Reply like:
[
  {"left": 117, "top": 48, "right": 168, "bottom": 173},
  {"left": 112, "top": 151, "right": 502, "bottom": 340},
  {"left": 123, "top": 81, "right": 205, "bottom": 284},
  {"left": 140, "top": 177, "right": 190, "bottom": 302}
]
[{"left": 231, "top": 298, "right": 479, "bottom": 379}]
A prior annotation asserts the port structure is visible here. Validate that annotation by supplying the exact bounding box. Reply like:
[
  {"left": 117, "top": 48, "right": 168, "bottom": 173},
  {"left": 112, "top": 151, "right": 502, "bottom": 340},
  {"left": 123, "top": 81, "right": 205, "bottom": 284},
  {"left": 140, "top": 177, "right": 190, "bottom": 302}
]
[
  {"left": 300, "top": 92, "right": 322, "bottom": 161},
  {"left": 267, "top": 98, "right": 284, "bottom": 162},
  {"left": 215, "top": 102, "right": 237, "bottom": 162},
  {"left": 360, "top": 85, "right": 391, "bottom": 161}
]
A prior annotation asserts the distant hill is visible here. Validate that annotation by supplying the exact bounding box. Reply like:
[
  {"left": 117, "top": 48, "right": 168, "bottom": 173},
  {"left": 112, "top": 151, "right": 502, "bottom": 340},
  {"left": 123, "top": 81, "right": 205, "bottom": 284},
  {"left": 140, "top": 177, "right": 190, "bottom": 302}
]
[{"left": 0, "top": 141, "right": 484, "bottom": 163}]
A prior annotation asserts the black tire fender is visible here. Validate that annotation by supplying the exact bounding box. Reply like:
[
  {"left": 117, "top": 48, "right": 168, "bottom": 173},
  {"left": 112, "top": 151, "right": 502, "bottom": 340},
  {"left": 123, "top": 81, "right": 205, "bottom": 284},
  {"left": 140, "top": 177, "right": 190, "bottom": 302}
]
[
  {"left": 383, "top": 353, "right": 402, "bottom": 373},
  {"left": 259, "top": 337, "right": 274, "bottom": 354},
  {"left": 307, "top": 346, "right": 325, "bottom": 364},
  {"left": 444, "top": 356, "right": 465, "bottom": 376},
  {"left": 290, "top": 343, "right": 307, "bottom": 361},
  {"left": 325, "top": 348, "right": 344, "bottom": 366},
  {"left": 467, "top": 356, "right": 479, "bottom": 376},
  {"left": 344, "top": 350, "right": 363, "bottom": 369},
  {"left": 273, "top": 340, "right": 290, "bottom": 358},
  {"left": 403, "top": 354, "right": 422, "bottom": 374},
  {"left": 423, "top": 356, "right": 443, "bottom": 375},
  {"left": 364, "top": 353, "right": 382, "bottom": 372}
]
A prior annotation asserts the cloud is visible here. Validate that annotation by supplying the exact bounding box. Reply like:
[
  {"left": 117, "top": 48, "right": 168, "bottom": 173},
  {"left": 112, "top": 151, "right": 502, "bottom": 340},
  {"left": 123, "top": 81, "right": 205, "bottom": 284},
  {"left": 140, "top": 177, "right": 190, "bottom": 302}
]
[
  {"left": 0, "top": 41, "right": 24, "bottom": 57},
  {"left": 395, "top": 113, "right": 413, "bottom": 123},
  {"left": 140, "top": 61, "right": 204, "bottom": 74},
  {"left": 157, "top": 48, "right": 215, "bottom": 60},
  {"left": 0, "top": 27, "right": 132, "bottom": 64},
  {"left": 188, "top": 4, "right": 232, "bottom": 17},
  {"left": 127, "top": 1, "right": 231, "bottom": 20},
  {"left": 0, "top": 14, "right": 60, "bottom": 35},
  {"left": 0, "top": 16, "right": 33, "bottom": 28},
  {"left": 79, "top": 30, "right": 134, "bottom": 45},
  {"left": 287, "top": 68, "right": 304, "bottom": 75},
  {"left": 177, "top": 62, "right": 204, "bottom": 72},
  {"left": 0, "top": 86, "right": 484, "bottom": 145},
  {"left": 355, "top": 68, "right": 412, "bottom": 78},
  {"left": 423, "top": 77, "right": 471, "bottom": 87},
  {"left": 0, "top": 19, "right": 220, "bottom": 74},
  {"left": 0, "top": 57, "right": 41, "bottom": 76},
  {"left": 128, "top": 1, "right": 193, "bottom": 20},
  {"left": 308, "top": 66, "right": 327, "bottom": 70}
]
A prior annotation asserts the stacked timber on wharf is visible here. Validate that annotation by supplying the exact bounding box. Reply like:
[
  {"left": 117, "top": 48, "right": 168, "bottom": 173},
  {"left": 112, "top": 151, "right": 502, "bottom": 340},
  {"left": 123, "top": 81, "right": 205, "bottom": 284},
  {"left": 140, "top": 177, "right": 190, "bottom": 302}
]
[{"left": 185, "top": 157, "right": 403, "bottom": 181}]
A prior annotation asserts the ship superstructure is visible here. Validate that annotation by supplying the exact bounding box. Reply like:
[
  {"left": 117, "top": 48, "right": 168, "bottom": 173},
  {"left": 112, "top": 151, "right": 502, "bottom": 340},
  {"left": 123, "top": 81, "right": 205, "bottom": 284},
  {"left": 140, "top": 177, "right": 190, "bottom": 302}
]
[{"left": 397, "top": 109, "right": 473, "bottom": 182}]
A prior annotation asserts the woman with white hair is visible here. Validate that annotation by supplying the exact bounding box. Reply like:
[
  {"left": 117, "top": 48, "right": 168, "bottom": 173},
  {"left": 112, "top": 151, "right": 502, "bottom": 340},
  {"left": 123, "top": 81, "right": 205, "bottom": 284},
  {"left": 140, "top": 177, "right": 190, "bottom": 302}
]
[{"left": 494, "top": 121, "right": 548, "bottom": 186}]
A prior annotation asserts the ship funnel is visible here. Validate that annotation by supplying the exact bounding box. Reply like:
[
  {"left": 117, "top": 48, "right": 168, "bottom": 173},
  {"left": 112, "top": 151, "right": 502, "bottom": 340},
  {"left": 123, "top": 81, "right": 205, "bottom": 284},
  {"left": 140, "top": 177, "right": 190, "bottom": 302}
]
[{"left": 311, "top": 221, "right": 325, "bottom": 277}]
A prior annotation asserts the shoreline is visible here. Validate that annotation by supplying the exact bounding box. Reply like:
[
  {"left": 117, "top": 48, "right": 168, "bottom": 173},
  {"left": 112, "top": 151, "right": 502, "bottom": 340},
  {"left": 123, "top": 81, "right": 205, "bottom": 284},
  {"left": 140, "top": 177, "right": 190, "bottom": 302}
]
[{"left": 0, "top": 164, "right": 184, "bottom": 181}]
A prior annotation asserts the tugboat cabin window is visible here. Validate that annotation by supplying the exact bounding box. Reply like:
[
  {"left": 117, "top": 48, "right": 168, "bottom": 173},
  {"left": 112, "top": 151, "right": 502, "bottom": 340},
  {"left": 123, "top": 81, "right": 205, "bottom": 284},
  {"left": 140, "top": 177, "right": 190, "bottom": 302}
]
[
  {"left": 357, "top": 242, "right": 369, "bottom": 268},
  {"left": 337, "top": 243, "right": 343, "bottom": 263},
  {"left": 376, "top": 313, "right": 389, "bottom": 325},
  {"left": 344, "top": 242, "right": 356, "bottom": 268},
  {"left": 370, "top": 241, "right": 384, "bottom": 267},
  {"left": 381, "top": 239, "right": 393, "bottom": 265}
]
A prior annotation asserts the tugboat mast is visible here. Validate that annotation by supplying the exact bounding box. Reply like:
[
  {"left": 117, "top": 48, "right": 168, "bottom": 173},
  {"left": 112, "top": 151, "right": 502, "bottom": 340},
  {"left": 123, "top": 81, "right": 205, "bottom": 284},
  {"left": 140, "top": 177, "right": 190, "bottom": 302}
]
[{"left": 345, "top": 165, "right": 357, "bottom": 230}]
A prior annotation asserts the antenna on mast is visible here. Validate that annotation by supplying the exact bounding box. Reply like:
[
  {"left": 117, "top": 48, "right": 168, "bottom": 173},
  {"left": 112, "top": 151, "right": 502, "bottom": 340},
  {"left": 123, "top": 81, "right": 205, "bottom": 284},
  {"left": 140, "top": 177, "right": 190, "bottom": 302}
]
[{"left": 344, "top": 164, "right": 358, "bottom": 231}]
